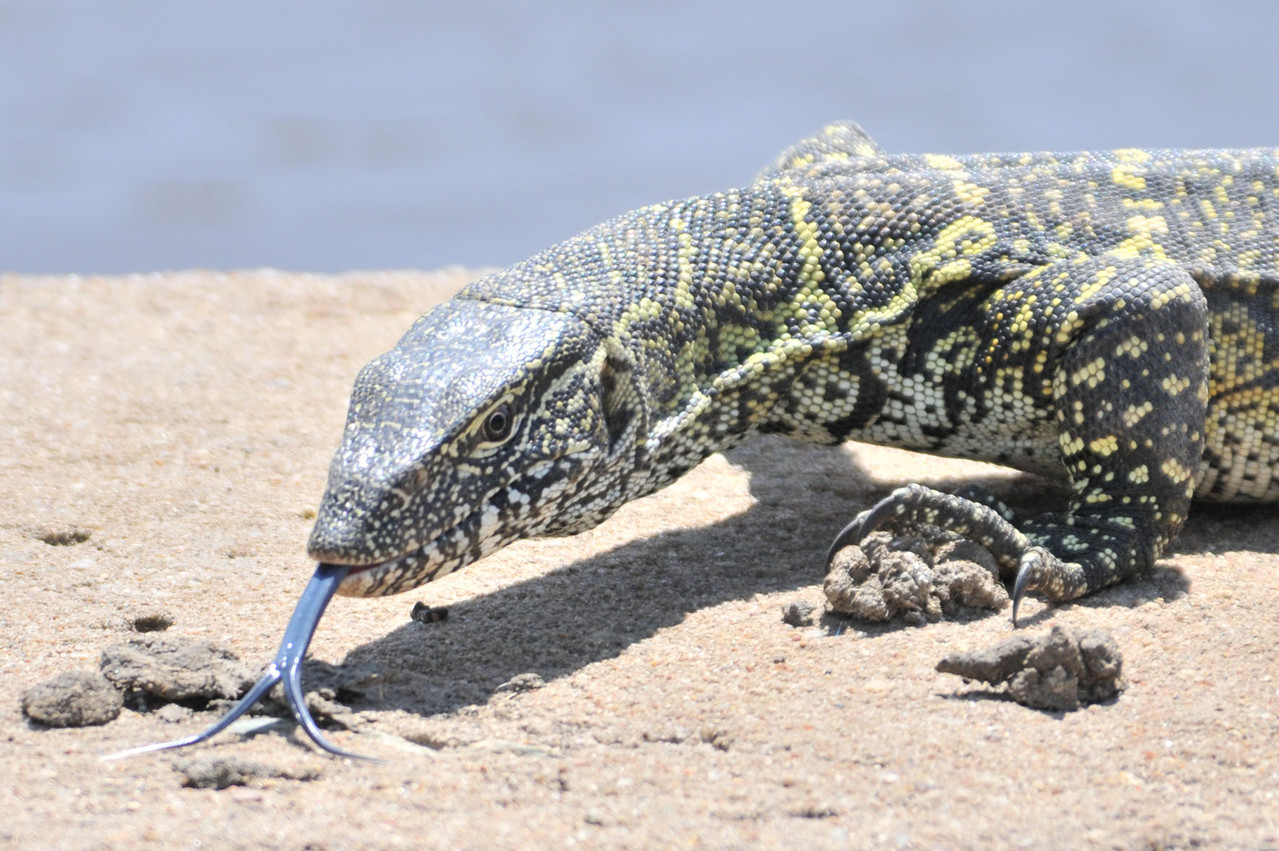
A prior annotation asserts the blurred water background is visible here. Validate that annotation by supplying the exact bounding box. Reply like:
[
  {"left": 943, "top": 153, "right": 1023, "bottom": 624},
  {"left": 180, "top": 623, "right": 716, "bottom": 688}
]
[{"left": 2, "top": 1, "right": 1278, "bottom": 275}]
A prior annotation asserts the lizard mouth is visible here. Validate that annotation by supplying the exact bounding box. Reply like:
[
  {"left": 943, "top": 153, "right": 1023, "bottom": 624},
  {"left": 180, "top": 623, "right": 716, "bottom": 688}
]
[
  {"left": 331, "top": 548, "right": 441, "bottom": 597},
  {"left": 329, "top": 489, "right": 517, "bottom": 597}
]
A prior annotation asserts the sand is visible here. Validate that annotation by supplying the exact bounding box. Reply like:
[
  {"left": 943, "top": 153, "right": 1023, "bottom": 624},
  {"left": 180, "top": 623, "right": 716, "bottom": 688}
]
[{"left": 1, "top": 270, "right": 1276, "bottom": 849}]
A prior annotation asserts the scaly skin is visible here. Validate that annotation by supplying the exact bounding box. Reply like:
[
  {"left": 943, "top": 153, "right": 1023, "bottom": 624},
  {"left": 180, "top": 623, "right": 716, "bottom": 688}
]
[
  {"left": 121, "top": 121, "right": 1279, "bottom": 757},
  {"left": 312, "top": 122, "right": 1278, "bottom": 609}
]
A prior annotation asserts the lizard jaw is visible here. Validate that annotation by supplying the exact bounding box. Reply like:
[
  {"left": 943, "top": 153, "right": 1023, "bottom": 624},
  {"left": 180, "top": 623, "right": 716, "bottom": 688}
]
[
  {"left": 331, "top": 548, "right": 449, "bottom": 597},
  {"left": 327, "top": 490, "right": 529, "bottom": 597}
]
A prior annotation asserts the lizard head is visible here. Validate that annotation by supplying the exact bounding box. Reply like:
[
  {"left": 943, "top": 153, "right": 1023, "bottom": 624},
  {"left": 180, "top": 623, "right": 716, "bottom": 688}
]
[
  {"left": 117, "top": 295, "right": 652, "bottom": 760},
  {"left": 307, "top": 297, "right": 646, "bottom": 597}
]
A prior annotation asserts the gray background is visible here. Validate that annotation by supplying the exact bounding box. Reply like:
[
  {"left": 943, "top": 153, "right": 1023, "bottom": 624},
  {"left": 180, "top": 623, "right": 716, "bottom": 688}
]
[{"left": 2, "top": 1, "right": 1276, "bottom": 275}]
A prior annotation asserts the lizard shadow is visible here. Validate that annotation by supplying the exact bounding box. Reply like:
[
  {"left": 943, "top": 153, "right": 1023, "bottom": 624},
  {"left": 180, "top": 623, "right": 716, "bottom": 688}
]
[
  {"left": 335, "top": 437, "right": 1200, "bottom": 720},
  {"left": 339, "top": 436, "right": 869, "bottom": 718},
  {"left": 1174, "top": 500, "right": 1279, "bottom": 555}
]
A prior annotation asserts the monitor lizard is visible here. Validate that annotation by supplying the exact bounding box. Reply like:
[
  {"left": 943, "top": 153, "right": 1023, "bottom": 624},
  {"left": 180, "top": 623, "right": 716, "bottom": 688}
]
[{"left": 116, "top": 121, "right": 1279, "bottom": 758}]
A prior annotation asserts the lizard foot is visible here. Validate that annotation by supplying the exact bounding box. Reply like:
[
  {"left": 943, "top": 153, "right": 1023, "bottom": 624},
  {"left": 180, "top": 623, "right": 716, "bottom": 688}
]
[{"left": 829, "top": 484, "right": 1097, "bottom": 627}]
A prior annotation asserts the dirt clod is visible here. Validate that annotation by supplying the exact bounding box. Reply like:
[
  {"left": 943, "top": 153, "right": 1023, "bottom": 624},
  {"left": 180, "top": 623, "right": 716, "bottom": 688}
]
[
  {"left": 21, "top": 670, "right": 123, "bottom": 727},
  {"left": 173, "top": 755, "right": 320, "bottom": 789},
  {"left": 100, "top": 634, "right": 256, "bottom": 702},
  {"left": 780, "top": 599, "right": 816, "bottom": 627},
  {"left": 130, "top": 613, "right": 174, "bottom": 633},
  {"left": 936, "top": 624, "right": 1125, "bottom": 710},
  {"left": 34, "top": 526, "right": 92, "bottom": 546},
  {"left": 824, "top": 531, "right": 1008, "bottom": 624}
]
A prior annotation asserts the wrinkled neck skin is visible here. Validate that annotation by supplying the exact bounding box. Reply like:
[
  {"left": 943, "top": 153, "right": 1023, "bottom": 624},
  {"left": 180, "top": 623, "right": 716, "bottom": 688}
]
[{"left": 310, "top": 183, "right": 814, "bottom": 598}]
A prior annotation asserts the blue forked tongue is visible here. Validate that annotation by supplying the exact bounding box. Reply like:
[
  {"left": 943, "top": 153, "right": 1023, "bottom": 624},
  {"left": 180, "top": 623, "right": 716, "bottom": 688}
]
[{"left": 103, "top": 563, "right": 378, "bottom": 761}]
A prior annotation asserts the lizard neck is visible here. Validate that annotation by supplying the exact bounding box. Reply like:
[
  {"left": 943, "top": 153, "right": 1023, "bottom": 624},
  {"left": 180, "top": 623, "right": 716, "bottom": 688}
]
[{"left": 464, "top": 180, "right": 919, "bottom": 500}]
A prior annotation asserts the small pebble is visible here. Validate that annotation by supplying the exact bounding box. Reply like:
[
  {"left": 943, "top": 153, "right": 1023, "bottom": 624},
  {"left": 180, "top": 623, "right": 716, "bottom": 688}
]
[
  {"left": 410, "top": 602, "right": 449, "bottom": 624},
  {"left": 495, "top": 672, "right": 546, "bottom": 694},
  {"left": 781, "top": 599, "right": 816, "bottom": 627}
]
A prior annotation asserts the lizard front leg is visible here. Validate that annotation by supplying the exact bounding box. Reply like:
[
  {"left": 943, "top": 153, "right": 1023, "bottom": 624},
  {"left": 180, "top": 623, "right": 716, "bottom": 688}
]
[{"left": 832, "top": 257, "right": 1210, "bottom": 623}]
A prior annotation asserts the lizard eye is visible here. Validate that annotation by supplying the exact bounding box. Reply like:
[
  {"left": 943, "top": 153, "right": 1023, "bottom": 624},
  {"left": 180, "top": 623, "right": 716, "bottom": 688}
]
[{"left": 481, "top": 402, "right": 514, "bottom": 443}]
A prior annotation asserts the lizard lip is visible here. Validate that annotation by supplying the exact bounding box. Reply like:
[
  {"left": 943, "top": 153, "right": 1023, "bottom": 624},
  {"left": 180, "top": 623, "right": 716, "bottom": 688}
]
[
  {"left": 317, "top": 559, "right": 380, "bottom": 573},
  {"left": 328, "top": 549, "right": 430, "bottom": 597},
  {"left": 320, "top": 495, "right": 505, "bottom": 597},
  {"left": 317, "top": 470, "right": 562, "bottom": 596},
  {"left": 307, "top": 511, "right": 470, "bottom": 576},
  {"left": 317, "top": 547, "right": 424, "bottom": 574}
]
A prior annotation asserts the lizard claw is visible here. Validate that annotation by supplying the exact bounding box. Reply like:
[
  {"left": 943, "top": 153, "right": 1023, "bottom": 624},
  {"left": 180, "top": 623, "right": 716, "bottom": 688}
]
[
  {"left": 826, "top": 512, "right": 873, "bottom": 564},
  {"left": 1011, "top": 547, "right": 1084, "bottom": 628},
  {"left": 1011, "top": 551, "right": 1042, "bottom": 628},
  {"left": 826, "top": 485, "right": 928, "bottom": 563}
]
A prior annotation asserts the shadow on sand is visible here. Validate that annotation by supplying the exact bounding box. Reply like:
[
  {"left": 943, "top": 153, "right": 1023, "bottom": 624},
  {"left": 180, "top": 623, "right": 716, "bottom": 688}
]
[{"left": 319, "top": 437, "right": 1224, "bottom": 722}]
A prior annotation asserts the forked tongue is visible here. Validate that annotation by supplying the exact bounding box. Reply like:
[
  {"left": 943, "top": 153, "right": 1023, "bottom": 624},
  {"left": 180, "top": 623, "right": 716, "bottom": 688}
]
[{"left": 103, "top": 563, "right": 377, "bottom": 761}]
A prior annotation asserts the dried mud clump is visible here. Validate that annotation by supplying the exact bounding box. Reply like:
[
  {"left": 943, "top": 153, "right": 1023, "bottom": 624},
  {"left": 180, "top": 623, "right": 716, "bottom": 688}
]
[
  {"left": 34, "top": 526, "right": 92, "bottom": 546},
  {"left": 21, "top": 635, "right": 256, "bottom": 730},
  {"left": 173, "top": 755, "right": 320, "bottom": 789},
  {"left": 824, "top": 531, "right": 1008, "bottom": 625},
  {"left": 100, "top": 634, "right": 256, "bottom": 702},
  {"left": 19, "top": 634, "right": 378, "bottom": 736},
  {"left": 936, "top": 624, "right": 1125, "bottom": 710},
  {"left": 22, "top": 670, "right": 123, "bottom": 727}
]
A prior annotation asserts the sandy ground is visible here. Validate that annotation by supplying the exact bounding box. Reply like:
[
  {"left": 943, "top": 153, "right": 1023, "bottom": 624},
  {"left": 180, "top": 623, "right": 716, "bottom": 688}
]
[{"left": 1, "top": 270, "right": 1276, "bottom": 850}]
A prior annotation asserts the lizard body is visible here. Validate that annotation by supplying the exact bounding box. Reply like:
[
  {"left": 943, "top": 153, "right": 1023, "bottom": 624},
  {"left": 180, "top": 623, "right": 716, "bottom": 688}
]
[
  {"left": 121, "top": 122, "right": 1279, "bottom": 758},
  {"left": 311, "top": 121, "right": 1279, "bottom": 609}
]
